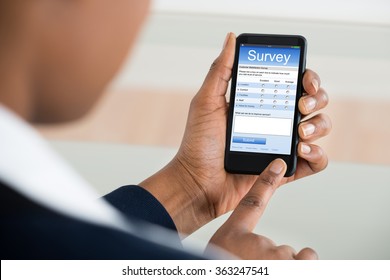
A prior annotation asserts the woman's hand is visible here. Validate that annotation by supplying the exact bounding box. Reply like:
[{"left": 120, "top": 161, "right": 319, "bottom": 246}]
[
  {"left": 206, "top": 159, "right": 318, "bottom": 260},
  {"left": 140, "top": 33, "right": 331, "bottom": 235}
]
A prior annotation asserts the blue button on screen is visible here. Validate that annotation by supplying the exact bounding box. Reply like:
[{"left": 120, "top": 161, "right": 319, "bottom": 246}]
[{"left": 233, "top": 137, "right": 266, "bottom": 145}]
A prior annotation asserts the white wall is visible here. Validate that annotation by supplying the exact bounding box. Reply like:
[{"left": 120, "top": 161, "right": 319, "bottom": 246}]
[
  {"left": 110, "top": 0, "right": 390, "bottom": 100},
  {"left": 153, "top": 0, "right": 390, "bottom": 25}
]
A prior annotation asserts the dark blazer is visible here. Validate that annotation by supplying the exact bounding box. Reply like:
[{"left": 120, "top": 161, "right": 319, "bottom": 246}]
[{"left": 0, "top": 182, "right": 203, "bottom": 259}]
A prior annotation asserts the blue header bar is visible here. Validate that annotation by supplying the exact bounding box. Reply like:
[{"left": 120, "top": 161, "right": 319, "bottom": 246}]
[{"left": 238, "top": 45, "right": 300, "bottom": 67}]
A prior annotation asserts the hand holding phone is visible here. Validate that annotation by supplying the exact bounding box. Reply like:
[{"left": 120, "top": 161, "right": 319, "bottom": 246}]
[
  {"left": 141, "top": 33, "right": 329, "bottom": 235},
  {"left": 225, "top": 34, "right": 307, "bottom": 176}
]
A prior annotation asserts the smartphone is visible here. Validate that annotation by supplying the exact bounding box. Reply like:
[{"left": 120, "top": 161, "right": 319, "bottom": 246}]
[{"left": 225, "top": 33, "right": 307, "bottom": 176}]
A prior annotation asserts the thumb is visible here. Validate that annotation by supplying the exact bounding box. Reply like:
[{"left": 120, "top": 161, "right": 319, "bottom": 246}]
[{"left": 197, "top": 32, "right": 236, "bottom": 99}]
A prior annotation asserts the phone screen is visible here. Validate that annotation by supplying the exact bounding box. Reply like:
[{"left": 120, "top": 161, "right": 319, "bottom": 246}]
[{"left": 229, "top": 43, "right": 302, "bottom": 156}]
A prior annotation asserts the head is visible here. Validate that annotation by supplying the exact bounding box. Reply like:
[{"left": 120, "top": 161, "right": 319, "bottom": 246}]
[{"left": 0, "top": 0, "right": 150, "bottom": 123}]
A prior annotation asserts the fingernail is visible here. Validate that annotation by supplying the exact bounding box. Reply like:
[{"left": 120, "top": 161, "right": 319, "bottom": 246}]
[
  {"left": 269, "top": 159, "right": 285, "bottom": 175},
  {"left": 302, "top": 123, "right": 316, "bottom": 137},
  {"left": 303, "top": 97, "right": 316, "bottom": 112},
  {"left": 300, "top": 143, "right": 311, "bottom": 154},
  {"left": 223, "top": 32, "right": 231, "bottom": 49},
  {"left": 311, "top": 78, "right": 319, "bottom": 93}
]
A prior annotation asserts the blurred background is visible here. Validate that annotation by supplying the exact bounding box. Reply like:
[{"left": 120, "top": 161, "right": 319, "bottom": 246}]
[
  {"left": 37, "top": 0, "right": 390, "bottom": 165},
  {"left": 36, "top": 0, "right": 390, "bottom": 259}
]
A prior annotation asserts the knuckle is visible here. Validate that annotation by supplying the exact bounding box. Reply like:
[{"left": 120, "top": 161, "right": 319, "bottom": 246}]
[
  {"left": 239, "top": 194, "right": 266, "bottom": 212},
  {"left": 189, "top": 95, "right": 200, "bottom": 110},
  {"left": 259, "top": 172, "right": 278, "bottom": 187},
  {"left": 209, "top": 58, "right": 231, "bottom": 81},
  {"left": 316, "top": 113, "right": 332, "bottom": 135},
  {"left": 321, "top": 90, "right": 329, "bottom": 106},
  {"left": 209, "top": 60, "right": 218, "bottom": 71},
  {"left": 256, "top": 235, "right": 276, "bottom": 247},
  {"left": 274, "top": 246, "right": 295, "bottom": 260},
  {"left": 272, "top": 248, "right": 289, "bottom": 260},
  {"left": 321, "top": 152, "right": 329, "bottom": 170},
  {"left": 252, "top": 236, "right": 274, "bottom": 252},
  {"left": 324, "top": 114, "right": 333, "bottom": 132},
  {"left": 209, "top": 232, "right": 230, "bottom": 248},
  {"left": 310, "top": 145, "right": 329, "bottom": 173},
  {"left": 295, "top": 248, "right": 315, "bottom": 260},
  {"left": 304, "top": 69, "right": 319, "bottom": 83},
  {"left": 278, "top": 244, "right": 295, "bottom": 253},
  {"left": 303, "top": 69, "right": 313, "bottom": 79}
]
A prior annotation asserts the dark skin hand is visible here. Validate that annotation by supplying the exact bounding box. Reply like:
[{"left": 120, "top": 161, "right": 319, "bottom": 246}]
[
  {"left": 206, "top": 159, "right": 318, "bottom": 260},
  {"left": 140, "top": 33, "right": 331, "bottom": 259}
]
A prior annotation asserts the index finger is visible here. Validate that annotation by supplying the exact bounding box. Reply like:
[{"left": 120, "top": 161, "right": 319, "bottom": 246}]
[{"left": 225, "top": 159, "right": 287, "bottom": 232}]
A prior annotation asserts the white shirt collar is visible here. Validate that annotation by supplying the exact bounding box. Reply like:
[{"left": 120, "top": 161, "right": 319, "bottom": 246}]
[{"left": 0, "top": 104, "right": 131, "bottom": 232}]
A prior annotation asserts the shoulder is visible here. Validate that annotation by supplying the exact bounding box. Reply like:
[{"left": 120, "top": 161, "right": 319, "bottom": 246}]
[{"left": 0, "top": 182, "right": 203, "bottom": 259}]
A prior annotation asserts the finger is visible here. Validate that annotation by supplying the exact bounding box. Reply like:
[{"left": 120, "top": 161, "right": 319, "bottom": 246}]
[
  {"left": 295, "top": 247, "right": 318, "bottom": 260},
  {"left": 298, "top": 88, "right": 329, "bottom": 116},
  {"left": 274, "top": 245, "right": 297, "bottom": 260},
  {"left": 299, "top": 113, "right": 332, "bottom": 142},
  {"left": 302, "top": 69, "right": 321, "bottom": 96},
  {"left": 197, "top": 32, "right": 236, "bottom": 99},
  {"left": 226, "top": 159, "right": 287, "bottom": 232},
  {"left": 297, "top": 143, "right": 328, "bottom": 174}
]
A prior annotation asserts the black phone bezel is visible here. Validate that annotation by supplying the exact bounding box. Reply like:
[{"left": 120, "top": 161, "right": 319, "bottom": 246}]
[{"left": 224, "top": 33, "right": 307, "bottom": 176}]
